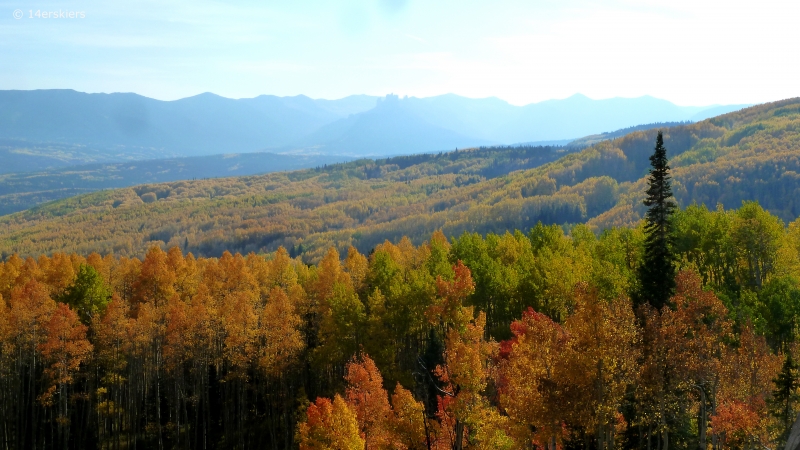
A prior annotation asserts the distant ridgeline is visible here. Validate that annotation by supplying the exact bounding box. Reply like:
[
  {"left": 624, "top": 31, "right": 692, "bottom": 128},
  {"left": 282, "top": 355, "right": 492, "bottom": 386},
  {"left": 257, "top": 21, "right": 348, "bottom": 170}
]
[
  {"left": 565, "top": 121, "right": 695, "bottom": 149},
  {"left": 0, "top": 89, "right": 747, "bottom": 161},
  {"left": 0, "top": 152, "right": 351, "bottom": 216},
  {"left": 0, "top": 98, "right": 798, "bottom": 260}
]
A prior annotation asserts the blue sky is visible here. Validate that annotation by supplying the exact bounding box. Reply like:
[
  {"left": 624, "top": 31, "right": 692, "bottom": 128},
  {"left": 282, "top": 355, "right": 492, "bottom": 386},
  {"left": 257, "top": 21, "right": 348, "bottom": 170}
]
[{"left": 1, "top": 0, "right": 797, "bottom": 105}]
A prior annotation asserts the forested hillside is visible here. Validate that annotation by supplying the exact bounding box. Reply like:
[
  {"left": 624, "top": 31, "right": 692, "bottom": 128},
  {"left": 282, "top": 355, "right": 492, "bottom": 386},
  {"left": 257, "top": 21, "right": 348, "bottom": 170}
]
[
  {"left": 0, "top": 98, "right": 797, "bottom": 261},
  {"left": 0, "top": 152, "right": 350, "bottom": 216},
  {"left": 0, "top": 120, "right": 682, "bottom": 216},
  {"left": 564, "top": 121, "right": 692, "bottom": 149},
  {"left": 1, "top": 201, "right": 799, "bottom": 449}
]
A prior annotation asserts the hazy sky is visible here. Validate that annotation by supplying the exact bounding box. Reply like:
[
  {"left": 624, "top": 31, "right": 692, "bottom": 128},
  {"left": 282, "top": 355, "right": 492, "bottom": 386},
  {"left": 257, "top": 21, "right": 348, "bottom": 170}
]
[{"left": 1, "top": 0, "right": 796, "bottom": 106}]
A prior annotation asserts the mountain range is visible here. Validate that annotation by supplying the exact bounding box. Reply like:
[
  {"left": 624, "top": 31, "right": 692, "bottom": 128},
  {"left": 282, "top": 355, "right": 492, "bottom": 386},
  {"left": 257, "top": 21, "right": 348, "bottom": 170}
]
[{"left": 0, "top": 89, "right": 747, "bottom": 164}]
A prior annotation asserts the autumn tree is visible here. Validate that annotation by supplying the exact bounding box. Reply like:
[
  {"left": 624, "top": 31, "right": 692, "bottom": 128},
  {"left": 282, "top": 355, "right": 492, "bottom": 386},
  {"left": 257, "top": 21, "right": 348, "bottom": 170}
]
[
  {"left": 560, "top": 285, "right": 639, "bottom": 450},
  {"left": 6, "top": 278, "right": 57, "bottom": 448},
  {"left": 714, "top": 325, "right": 781, "bottom": 449},
  {"left": 390, "top": 384, "right": 428, "bottom": 450},
  {"left": 344, "top": 354, "right": 393, "bottom": 448},
  {"left": 497, "top": 307, "right": 567, "bottom": 449},
  {"left": 636, "top": 270, "right": 732, "bottom": 450},
  {"left": 258, "top": 287, "right": 304, "bottom": 377},
  {"left": 39, "top": 303, "right": 93, "bottom": 447},
  {"left": 92, "top": 294, "right": 132, "bottom": 449},
  {"left": 434, "top": 310, "right": 513, "bottom": 450},
  {"left": 297, "top": 395, "right": 364, "bottom": 450}
]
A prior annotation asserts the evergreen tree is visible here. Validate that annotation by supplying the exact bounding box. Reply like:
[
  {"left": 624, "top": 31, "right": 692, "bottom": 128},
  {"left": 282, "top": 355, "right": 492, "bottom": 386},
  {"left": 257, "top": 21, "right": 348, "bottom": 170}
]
[
  {"left": 772, "top": 353, "right": 800, "bottom": 446},
  {"left": 638, "top": 131, "right": 677, "bottom": 309}
]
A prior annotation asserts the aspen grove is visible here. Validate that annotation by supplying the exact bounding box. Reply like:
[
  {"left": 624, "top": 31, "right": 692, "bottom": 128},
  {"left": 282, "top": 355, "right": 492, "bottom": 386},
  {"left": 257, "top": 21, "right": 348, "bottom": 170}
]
[{"left": 1, "top": 199, "right": 800, "bottom": 449}]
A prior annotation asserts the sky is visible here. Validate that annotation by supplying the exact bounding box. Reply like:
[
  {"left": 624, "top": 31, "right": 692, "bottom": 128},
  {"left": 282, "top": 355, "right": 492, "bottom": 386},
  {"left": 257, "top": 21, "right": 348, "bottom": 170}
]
[{"left": 1, "top": 0, "right": 797, "bottom": 106}]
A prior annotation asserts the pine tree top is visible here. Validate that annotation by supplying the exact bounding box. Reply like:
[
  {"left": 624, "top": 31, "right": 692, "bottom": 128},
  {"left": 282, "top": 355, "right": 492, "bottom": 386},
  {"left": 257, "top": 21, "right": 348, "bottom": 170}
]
[{"left": 643, "top": 131, "right": 677, "bottom": 226}]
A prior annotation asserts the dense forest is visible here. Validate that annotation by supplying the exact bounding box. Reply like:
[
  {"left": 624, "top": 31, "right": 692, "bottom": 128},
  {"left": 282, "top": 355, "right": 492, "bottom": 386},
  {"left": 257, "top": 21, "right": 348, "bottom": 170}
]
[
  {"left": 0, "top": 99, "right": 797, "bottom": 262},
  {"left": 0, "top": 152, "right": 349, "bottom": 216},
  {"left": 0, "top": 120, "right": 696, "bottom": 217},
  {"left": 564, "top": 121, "right": 692, "bottom": 149},
  {"left": 1, "top": 193, "right": 800, "bottom": 448}
]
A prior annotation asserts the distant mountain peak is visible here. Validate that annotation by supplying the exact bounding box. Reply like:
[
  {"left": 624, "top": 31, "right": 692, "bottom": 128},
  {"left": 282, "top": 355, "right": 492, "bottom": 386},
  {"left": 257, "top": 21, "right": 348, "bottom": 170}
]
[{"left": 0, "top": 89, "right": 750, "bottom": 159}]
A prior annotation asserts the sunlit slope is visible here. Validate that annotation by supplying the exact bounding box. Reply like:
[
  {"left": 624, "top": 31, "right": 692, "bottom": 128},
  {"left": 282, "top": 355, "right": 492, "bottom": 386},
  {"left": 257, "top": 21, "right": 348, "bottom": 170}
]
[
  {"left": 0, "top": 98, "right": 797, "bottom": 260},
  {"left": 0, "top": 152, "right": 350, "bottom": 215}
]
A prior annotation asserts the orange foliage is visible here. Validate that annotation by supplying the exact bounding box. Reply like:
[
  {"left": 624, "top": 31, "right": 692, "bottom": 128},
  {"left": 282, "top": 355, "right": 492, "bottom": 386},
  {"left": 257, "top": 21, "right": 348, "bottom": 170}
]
[
  {"left": 297, "top": 395, "right": 364, "bottom": 450},
  {"left": 38, "top": 303, "right": 92, "bottom": 405}
]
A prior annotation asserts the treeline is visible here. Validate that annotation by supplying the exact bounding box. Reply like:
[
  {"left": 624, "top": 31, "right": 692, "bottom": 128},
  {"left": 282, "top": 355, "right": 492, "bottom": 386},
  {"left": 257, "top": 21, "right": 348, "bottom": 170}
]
[
  {"left": 0, "top": 152, "right": 348, "bottom": 216},
  {"left": 565, "top": 121, "right": 694, "bottom": 149},
  {"left": 1, "top": 200, "right": 799, "bottom": 449}
]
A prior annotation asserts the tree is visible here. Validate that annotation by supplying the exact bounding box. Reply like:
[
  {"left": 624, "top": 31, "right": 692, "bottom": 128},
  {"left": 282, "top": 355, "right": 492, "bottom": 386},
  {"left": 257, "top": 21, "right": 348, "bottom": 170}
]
[
  {"left": 92, "top": 294, "right": 132, "bottom": 449},
  {"left": 636, "top": 271, "right": 732, "bottom": 450},
  {"left": 497, "top": 307, "right": 567, "bottom": 450},
  {"left": 58, "top": 264, "right": 112, "bottom": 324},
  {"left": 297, "top": 395, "right": 364, "bottom": 450},
  {"left": 390, "top": 384, "right": 428, "bottom": 450},
  {"left": 434, "top": 311, "right": 513, "bottom": 450},
  {"left": 731, "top": 202, "right": 785, "bottom": 289},
  {"left": 561, "top": 285, "right": 639, "bottom": 450},
  {"left": 759, "top": 276, "right": 800, "bottom": 351},
  {"left": 258, "top": 287, "right": 304, "bottom": 378},
  {"left": 638, "top": 131, "right": 678, "bottom": 310},
  {"left": 771, "top": 353, "right": 800, "bottom": 447},
  {"left": 715, "top": 325, "right": 781, "bottom": 449},
  {"left": 39, "top": 303, "right": 92, "bottom": 446},
  {"left": 344, "top": 354, "right": 393, "bottom": 449}
]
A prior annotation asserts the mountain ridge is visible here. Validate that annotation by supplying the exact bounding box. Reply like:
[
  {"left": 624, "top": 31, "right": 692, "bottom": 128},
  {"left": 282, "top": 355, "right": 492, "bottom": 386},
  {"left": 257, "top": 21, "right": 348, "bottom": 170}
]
[{"left": 0, "top": 89, "right": 748, "bottom": 162}]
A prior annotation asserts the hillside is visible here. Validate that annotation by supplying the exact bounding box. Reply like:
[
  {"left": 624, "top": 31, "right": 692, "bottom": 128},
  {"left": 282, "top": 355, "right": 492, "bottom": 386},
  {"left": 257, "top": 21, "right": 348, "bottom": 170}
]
[
  {"left": 0, "top": 120, "right": 692, "bottom": 215},
  {"left": 564, "top": 121, "right": 693, "bottom": 149},
  {"left": 0, "top": 98, "right": 797, "bottom": 260},
  {"left": 0, "top": 139, "right": 177, "bottom": 174},
  {"left": 0, "top": 152, "right": 350, "bottom": 216}
]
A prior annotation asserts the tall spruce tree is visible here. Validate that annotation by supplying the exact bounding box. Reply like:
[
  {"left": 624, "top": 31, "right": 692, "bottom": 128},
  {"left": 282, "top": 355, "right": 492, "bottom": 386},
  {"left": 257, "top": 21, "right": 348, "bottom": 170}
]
[
  {"left": 638, "top": 131, "right": 677, "bottom": 309},
  {"left": 771, "top": 353, "right": 800, "bottom": 446}
]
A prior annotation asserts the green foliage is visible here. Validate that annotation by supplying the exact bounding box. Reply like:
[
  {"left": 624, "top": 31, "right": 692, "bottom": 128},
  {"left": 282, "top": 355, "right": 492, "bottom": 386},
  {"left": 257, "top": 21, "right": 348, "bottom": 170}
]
[
  {"left": 771, "top": 353, "right": 800, "bottom": 447},
  {"left": 732, "top": 202, "right": 785, "bottom": 289},
  {"left": 673, "top": 204, "right": 737, "bottom": 293},
  {"left": 759, "top": 276, "right": 800, "bottom": 350},
  {"left": 57, "top": 264, "right": 111, "bottom": 323}
]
